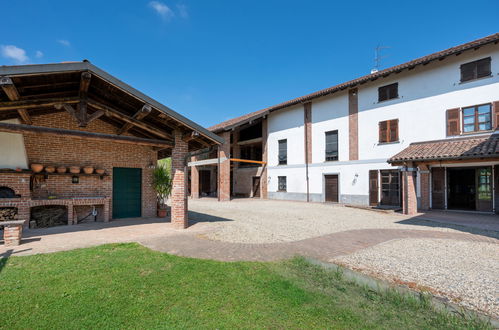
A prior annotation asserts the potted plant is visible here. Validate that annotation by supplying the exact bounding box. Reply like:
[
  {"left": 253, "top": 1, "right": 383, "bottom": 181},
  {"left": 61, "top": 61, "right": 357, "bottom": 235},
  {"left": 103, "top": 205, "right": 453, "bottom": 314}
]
[{"left": 152, "top": 164, "right": 172, "bottom": 218}]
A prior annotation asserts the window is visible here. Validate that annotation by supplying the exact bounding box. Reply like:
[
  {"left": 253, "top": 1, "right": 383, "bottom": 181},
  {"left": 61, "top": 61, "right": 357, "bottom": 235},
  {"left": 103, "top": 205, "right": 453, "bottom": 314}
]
[
  {"left": 462, "top": 104, "right": 492, "bottom": 133},
  {"left": 278, "top": 176, "right": 287, "bottom": 192},
  {"left": 460, "top": 57, "right": 491, "bottom": 83},
  {"left": 278, "top": 139, "right": 287, "bottom": 165},
  {"left": 461, "top": 57, "right": 491, "bottom": 82},
  {"left": 379, "top": 119, "right": 399, "bottom": 143},
  {"left": 378, "top": 83, "right": 398, "bottom": 102},
  {"left": 325, "top": 130, "right": 338, "bottom": 161}
]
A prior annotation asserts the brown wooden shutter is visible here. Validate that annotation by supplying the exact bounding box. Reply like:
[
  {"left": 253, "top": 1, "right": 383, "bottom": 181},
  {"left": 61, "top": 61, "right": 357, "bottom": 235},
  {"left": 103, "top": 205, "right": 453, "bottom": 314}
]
[
  {"left": 379, "top": 121, "right": 388, "bottom": 142},
  {"left": 369, "top": 170, "right": 379, "bottom": 206},
  {"left": 493, "top": 101, "right": 499, "bottom": 130},
  {"left": 431, "top": 168, "right": 445, "bottom": 209},
  {"left": 389, "top": 119, "right": 399, "bottom": 142},
  {"left": 446, "top": 108, "right": 460, "bottom": 136}
]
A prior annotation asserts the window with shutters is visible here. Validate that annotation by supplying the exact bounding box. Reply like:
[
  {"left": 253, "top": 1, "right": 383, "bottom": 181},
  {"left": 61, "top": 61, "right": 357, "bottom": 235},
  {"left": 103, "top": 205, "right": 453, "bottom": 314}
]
[
  {"left": 278, "top": 176, "right": 287, "bottom": 192},
  {"left": 325, "top": 130, "right": 338, "bottom": 161},
  {"left": 462, "top": 104, "right": 492, "bottom": 133},
  {"left": 278, "top": 139, "right": 287, "bottom": 165},
  {"left": 460, "top": 57, "right": 491, "bottom": 83},
  {"left": 378, "top": 83, "right": 398, "bottom": 102},
  {"left": 378, "top": 119, "right": 399, "bottom": 143}
]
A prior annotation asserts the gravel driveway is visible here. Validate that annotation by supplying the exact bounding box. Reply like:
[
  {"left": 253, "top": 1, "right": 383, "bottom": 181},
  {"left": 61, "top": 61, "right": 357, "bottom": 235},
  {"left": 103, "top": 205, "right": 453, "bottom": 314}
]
[
  {"left": 189, "top": 199, "right": 494, "bottom": 243},
  {"left": 333, "top": 238, "right": 499, "bottom": 318}
]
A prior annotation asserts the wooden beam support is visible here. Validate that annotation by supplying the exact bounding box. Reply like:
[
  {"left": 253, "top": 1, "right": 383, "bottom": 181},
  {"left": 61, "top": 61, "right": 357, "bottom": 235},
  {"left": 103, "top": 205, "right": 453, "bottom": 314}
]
[
  {"left": 229, "top": 158, "right": 267, "bottom": 165},
  {"left": 86, "top": 110, "right": 105, "bottom": 125},
  {"left": 0, "top": 97, "right": 79, "bottom": 111},
  {"left": 78, "top": 72, "right": 91, "bottom": 127},
  {"left": 182, "top": 130, "right": 200, "bottom": 143},
  {"left": 88, "top": 99, "right": 173, "bottom": 140},
  {"left": 0, "top": 76, "right": 32, "bottom": 125},
  {"left": 0, "top": 122, "right": 173, "bottom": 148},
  {"left": 117, "top": 104, "right": 152, "bottom": 135}
]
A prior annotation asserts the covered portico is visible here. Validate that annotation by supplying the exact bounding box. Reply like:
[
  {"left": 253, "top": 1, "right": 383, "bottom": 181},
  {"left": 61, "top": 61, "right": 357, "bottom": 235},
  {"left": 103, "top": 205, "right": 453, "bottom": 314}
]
[
  {"left": 0, "top": 61, "right": 223, "bottom": 236},
  {"left": 389, "top": 134, "right": 499, "bottom": 215}
]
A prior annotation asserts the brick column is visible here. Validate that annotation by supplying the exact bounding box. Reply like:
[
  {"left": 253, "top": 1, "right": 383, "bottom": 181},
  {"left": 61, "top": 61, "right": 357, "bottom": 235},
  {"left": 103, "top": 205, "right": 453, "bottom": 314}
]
[
  {"left": 191, "top": 156, "right": 199, "bottom": 199},
  {"left": 218, "top": 131, "right": 231, "bottom": 201},
  {"left": 4, "top": 224, "right": 22, "bottom": 246},
  {"left": 171, "top": 130, "right": 189, "bottom": 228},
  {"left": 419, "top": 164, "right": 430, "bottom": 211},
  {"left": 402, "top": 165, "right": 418, "bottom": 215},
  {"left": 261, "top": 118, "right": 268, "bottom": 199}
]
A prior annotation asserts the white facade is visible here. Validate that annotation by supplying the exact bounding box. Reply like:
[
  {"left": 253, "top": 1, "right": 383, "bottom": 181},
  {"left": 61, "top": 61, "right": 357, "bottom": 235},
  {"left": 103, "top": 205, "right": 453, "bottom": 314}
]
[{"left": 266, "top": 43, "right": 499, "bottom": 204}]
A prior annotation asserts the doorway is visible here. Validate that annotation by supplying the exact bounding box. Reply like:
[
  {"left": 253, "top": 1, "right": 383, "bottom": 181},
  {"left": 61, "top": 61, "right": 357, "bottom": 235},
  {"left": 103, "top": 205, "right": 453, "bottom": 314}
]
[
  {"left": 380, "top": 170, "right": 400, "bottom": 206},
  {"left": 447, "top": 168, "right": 475, "bottom": 210},
  {"left": 199, "top": 170, "right": 211, "bottom": 195},
  {"left": 324, "top": 175, "right": 339, "bottom": 203},
  {"left": 113, "top": 167, "right": 142, "bottom": 218}
]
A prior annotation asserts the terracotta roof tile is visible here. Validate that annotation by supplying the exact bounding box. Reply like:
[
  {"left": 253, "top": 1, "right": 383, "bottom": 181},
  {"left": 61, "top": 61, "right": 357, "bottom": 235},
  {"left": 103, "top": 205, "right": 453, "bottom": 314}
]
[
  {"left": 388, "top": 134, "right": 499, "bottom": 163},
  {"left": 209, "top": 33, "right": 499, "bottom": 133}
]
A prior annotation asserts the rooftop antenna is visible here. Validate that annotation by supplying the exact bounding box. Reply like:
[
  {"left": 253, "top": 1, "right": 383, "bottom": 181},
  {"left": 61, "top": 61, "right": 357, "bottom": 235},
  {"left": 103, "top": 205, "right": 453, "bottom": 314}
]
[{"left": 372, "top": 44, "right": 390, "bottom": 74}]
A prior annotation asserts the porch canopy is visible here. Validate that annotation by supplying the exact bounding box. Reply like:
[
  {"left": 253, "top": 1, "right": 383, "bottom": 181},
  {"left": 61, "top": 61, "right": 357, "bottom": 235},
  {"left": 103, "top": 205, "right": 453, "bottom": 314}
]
[
  {"left": 388, "top": 134, "right": 499, "bottom": 166},
  {"left": 388, "top": 134, "right": 499, "bottom": 215},
  {"left": 0, "top": 60, "right": 223, "bottom": 228}
]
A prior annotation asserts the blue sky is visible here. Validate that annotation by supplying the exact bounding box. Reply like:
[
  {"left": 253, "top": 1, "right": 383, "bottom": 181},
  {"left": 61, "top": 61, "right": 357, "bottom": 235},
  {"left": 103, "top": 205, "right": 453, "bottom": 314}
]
[{"left": 1, "top": 0, "right": 498, "bottom": 128}]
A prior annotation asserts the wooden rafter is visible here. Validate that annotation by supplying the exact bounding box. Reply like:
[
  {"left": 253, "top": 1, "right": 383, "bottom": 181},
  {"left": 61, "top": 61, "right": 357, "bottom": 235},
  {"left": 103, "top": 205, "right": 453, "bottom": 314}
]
[
  {"left": 0, "top": 122, "right": 173, "bottom": 148},
  {"left": 118, "top": 104, "right": 152, "bottom": 135},
  {"left": 0, "top": 76, "right": 32, "bottom": 124},
  {"left": 0, "top": 97, "right": 79, "bottom": 111},
  {"left": 88, "top": 99, "right": 173, "bottom": 141}
]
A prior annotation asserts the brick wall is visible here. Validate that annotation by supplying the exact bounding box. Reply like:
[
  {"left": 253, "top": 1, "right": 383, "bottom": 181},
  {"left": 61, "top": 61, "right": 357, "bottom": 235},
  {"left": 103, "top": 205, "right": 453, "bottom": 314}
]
[
  {"left": 402, "top": 168, "right": 418, "bottom": 215},
  {"left": 171, "top": 130, "right": 188, "bottom": 228},
  {"left": 20, "top": 112, "right": 157, "bottom": 218},
  {"left": 233, "top": 167, "right": 264, "bottom": 197}
]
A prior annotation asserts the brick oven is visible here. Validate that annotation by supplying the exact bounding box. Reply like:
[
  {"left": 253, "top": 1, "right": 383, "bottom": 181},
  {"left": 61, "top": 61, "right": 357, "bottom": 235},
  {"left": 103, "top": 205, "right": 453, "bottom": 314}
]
[{"left": 0, "top": 172, "right": 31, "bottom": 223}]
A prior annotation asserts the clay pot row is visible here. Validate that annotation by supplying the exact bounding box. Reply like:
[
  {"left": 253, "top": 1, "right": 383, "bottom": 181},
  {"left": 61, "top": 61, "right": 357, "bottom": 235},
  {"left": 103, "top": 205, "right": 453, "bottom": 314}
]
[{"left": 30, "top": 164, "right": 105, "bottom": 175}]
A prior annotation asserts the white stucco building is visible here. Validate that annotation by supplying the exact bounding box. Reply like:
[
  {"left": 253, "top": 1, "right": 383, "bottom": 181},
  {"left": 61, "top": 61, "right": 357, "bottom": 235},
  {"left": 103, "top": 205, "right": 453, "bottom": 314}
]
[{"left": 202, "top": 33, "right": 499, "bottom": 214}]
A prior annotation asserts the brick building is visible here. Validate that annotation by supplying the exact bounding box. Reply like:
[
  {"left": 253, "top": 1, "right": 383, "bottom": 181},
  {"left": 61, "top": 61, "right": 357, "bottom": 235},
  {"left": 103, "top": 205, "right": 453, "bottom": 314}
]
[{"left": 0, "top": 61, "right": 222, "bottom": 231}]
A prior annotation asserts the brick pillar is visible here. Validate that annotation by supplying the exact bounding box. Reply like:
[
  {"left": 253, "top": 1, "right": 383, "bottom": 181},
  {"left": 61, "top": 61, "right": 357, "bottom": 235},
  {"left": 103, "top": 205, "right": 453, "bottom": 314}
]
[
  {"left": 261, "top": 118, "right": 268, "bottom": 199},
  {"left": 4, "top": 224, "right": 22, "bottom": 246},
  {"left": 191, "top": 156, "right": 199, "bottom": 199},
  {"left": 419, "top": 164, "right": 430, "bottom": 211},
  {"left": 218, "top": 131, "right": 231, "bottom": 201},
  {"left": 402, "top": 166, "right": 418, "bottom": 215},
  {"left": 171, "top": 130, "right": 189, "bottom": 228}
]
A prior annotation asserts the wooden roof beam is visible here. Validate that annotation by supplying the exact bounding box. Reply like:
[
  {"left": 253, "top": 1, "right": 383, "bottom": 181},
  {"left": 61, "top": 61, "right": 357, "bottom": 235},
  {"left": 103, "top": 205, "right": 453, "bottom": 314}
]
[
  {"left": 0, "top": 76, "right": 32, "bottom": 125},
  {"left": 88, "top": 99, "right": 173, "bottom": 141},
  {"left": 117, "top": 104, "right": 152, "bottom": 135},
  {"left": 0, "top": 122, "right": 173, "bottom": 148},
  {"left": 0, "top": 97, "right": 79, "bottom": 111}
]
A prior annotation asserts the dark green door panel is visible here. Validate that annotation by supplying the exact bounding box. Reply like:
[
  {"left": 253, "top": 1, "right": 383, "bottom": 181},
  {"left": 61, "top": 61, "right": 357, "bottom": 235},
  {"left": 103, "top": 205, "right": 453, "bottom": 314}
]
[{"left": 113, "top": 167, "right": 142, "bottom": 218}]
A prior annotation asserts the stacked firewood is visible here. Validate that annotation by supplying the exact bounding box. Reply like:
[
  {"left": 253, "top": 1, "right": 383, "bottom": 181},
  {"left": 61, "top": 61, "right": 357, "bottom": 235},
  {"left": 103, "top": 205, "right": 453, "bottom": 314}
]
[
  {"left": 31, "top": 206, "right": 67, "bottom": 228},
  {"left": 0, "top": 207, "right": 17, "bottom": 221}
]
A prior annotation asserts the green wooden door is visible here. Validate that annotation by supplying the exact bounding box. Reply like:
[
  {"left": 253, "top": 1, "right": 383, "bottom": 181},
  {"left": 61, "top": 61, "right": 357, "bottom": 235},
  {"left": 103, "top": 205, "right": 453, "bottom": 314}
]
[{"left": 113, "top": 167, "right": 142, "bottom": 218}]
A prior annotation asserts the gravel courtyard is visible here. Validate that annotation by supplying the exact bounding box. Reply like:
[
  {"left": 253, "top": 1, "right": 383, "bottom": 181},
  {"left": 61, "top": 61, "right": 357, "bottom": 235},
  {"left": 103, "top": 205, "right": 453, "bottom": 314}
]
[
  {"left": 188, "top": 198, "right": 496, "bottom": 243},
  {"left": 333, "top": 238, "right": 499, "bottom": 318}
]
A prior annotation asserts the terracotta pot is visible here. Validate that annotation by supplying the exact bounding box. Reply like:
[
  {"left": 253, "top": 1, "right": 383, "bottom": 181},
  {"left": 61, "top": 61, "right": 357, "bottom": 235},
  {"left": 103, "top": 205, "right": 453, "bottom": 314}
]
[
  {"left": 56, "top": 166, "right": 67, "bottom": 174},
  {"left": 69, "top": 166, "right": 81, "bottom": 174},
  {"left": 95, "top": 169, "right": 105, "bottom": 175},
  {"left": 30, "top": 164, "right": 43, "bottom": 173},
  {"left": 157, "top": 208, "right": 167, "bottom": 218},
  {"left": 83, "top": 166, "right": 94, "bottom": 174},
  {"left": 45, "top": 166, "right": 55, "bottom": 173},
  {"left": 15, "top": 167, "right": 22, "bottom": 172}
]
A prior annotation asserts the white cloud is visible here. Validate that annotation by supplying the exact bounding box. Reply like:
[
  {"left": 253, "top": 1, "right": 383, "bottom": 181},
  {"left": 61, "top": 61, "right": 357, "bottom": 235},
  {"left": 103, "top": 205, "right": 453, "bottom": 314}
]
[
  {"left": 0, "top": 45, "right": 29, "bottom": 63},
  {"left": 149, "top": 1, "right": 174, "bottom": 20},
  {"left": 57, "top": 39, "right": 71, "bottom": 47},
  {"left": 176, "top": 4, "right": 188, "bottom": 18},
  {"left": 35, "top": 50, "right": 43, "bottom": 58}
]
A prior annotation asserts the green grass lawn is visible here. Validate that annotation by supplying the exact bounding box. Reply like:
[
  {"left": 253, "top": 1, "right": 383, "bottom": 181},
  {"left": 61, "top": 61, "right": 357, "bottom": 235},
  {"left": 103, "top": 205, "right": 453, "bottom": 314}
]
[{"left": 0, "top": 243, "right": 490, "bottom": 329}]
